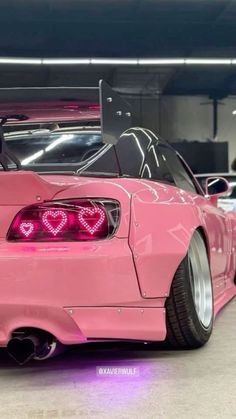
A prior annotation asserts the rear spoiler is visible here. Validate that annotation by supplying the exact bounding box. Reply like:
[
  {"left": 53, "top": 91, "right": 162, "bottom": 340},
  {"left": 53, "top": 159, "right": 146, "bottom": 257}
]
[
  {"left": 0, "top": 80, "right": 132, "bottom": 142},
  {"left": 0, "top": 80, "right": 132, "bottom": 170}
]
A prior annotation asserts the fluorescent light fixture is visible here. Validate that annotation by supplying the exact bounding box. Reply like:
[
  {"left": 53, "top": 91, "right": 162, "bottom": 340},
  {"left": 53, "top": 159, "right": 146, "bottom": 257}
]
[
  {"left": 185, "top": 59, "right": 232, "bottom": 65},
  {"left": 0, "top": 57, "right": 42, "bottom": 64},
  {"left": 232, "top": 110, "right": 236, "bottom": 115},
  {"left": 139, "top": 59, "right": 185, "bottom": 65},
  {"left": 43, "top": 58, "right": 90, "bottom": 65},
  {"left": 0, "top": 56, "right": 235, "bottom": 66},
  {"left": 91, "top": 58, "right": 138, "bottom": 65}
]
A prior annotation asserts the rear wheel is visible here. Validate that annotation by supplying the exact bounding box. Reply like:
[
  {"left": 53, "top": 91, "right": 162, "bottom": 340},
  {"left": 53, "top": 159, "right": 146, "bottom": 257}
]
[{"left": 166, "top": 230, "right": 213, "bottom": 349}]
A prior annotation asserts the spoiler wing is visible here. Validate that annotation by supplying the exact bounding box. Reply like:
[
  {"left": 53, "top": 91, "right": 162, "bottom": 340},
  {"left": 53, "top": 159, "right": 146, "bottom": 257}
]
[
  {"left": 0, "top": 80, "right": 132, "bottom": 170},
  {"left": 0, "top": 80, "right": 132, "bottom": 145}
]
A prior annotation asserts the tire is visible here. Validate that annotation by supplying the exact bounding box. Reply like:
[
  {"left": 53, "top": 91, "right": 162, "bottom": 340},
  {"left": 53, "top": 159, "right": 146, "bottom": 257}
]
[{"left": 166, "top": 230, "right": 213, "bottom": 349}]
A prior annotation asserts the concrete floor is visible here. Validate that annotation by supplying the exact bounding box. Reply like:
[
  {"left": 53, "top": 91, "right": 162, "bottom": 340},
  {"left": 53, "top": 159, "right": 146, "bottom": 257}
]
[{"left": 0, "top": 300, "right": 236, "bottom": 419}]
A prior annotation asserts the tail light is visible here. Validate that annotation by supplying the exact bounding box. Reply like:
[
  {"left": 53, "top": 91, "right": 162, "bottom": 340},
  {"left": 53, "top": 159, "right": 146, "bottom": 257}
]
[{"left": 7, "top": 199, "right": 120, "bottom": 242}]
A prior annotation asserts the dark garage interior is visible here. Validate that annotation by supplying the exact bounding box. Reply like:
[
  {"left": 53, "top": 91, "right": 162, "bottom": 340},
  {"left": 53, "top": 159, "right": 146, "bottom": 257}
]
[{"left": 2, "top": 1, "right": 236, "bottom": 171}]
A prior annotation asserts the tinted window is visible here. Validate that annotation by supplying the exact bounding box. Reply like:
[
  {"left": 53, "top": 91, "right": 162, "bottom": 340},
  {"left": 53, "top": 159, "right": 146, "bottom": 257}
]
[
  {"left": 6, "top": 132, "right": 104, "bottom": 165},
  {"left": 6, "top": 130, "right": 119, "bottom": 174},
  {"left": 141, "top": 144, "right": 175, "bottom": 185},
  {"left": 160, "top": 146, "right": 198, "bottom": 193},
  {"left": 80, "top": 145, "right": 119, "bottom": 174},
  {"left": 196, "top": 176, "right": 207, "bottom": 191}
]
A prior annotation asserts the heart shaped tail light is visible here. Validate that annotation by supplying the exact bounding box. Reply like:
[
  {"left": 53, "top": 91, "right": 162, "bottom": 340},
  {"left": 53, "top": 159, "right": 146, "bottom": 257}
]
[{"left": 7, "top": 199, "right": 120, "bottom": 242}]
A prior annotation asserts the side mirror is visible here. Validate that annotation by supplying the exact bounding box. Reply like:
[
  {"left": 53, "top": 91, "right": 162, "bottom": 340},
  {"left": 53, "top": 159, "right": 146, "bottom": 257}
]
[{"left": 205, "top": 177, "right": 231, "bottom": 198}]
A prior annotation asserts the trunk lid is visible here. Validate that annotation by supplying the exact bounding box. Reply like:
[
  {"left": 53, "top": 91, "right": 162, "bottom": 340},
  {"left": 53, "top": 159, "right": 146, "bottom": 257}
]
[{"left": 0, "top": 170, "right": 70, "bottom": 238}]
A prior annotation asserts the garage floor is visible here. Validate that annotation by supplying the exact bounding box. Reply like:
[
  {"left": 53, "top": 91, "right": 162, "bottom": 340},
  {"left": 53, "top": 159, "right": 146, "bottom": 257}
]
[{"left": 0, "top": 300, "right": 235, "bottom": 419}]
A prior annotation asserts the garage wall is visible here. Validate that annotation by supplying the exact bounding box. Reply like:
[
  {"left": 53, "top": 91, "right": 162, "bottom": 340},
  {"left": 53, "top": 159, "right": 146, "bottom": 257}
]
[
  {"left": 127, "top": 97, "right": 161, "bottom": 133},
  {"left": 159, "top": 96, "right": 212, "bottom": 142},
  {"left": 218, "top": 98, "right": 236, "bottom": 166},
  {"left": 135, "top": 95, "right": 236, "bottom": 170}
]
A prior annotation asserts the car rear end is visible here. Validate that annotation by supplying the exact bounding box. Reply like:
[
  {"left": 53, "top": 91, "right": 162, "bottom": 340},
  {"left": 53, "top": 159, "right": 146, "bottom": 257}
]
[
  {"left": 0, "top": 83, "right": 166, "bottom": 363},
  {"left": 0, "top": 169, "right": 166, "bottom": 364}
]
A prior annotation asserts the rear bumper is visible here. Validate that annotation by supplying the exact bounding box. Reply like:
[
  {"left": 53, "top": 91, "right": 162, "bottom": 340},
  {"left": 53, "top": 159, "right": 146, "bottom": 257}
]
[
  {"left": 0, "top": 237, "right": 167, "bottom": 345},
  {"left": 0, "top": 238, "right": 142, "bottom": 307},
  {"left": 0, "top": 304, "right": 166, "bottom": 346}
]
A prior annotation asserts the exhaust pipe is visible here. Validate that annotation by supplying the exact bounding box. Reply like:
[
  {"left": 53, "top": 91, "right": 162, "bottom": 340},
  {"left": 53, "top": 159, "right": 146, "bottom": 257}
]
[{"left": 7, "top": 333, "right": 60, "bottom": 365}]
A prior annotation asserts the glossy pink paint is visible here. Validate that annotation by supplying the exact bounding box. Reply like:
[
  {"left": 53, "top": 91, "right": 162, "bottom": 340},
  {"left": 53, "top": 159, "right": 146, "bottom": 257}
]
[
  {"left": 0, "top": 170, "right": 235, "bottom": 346},
  {"left": 0, "top": 101, "right": 100, "bottom": 123}
]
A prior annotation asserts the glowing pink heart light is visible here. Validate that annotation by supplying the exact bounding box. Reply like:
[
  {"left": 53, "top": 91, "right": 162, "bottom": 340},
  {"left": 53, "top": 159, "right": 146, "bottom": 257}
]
[
  {"left": 78, "top": 207, "right": 106, "bottom": 235},
  {"left": 42, "top": 210, "right": 68, "bottom": 236},
  {"left": 19, "top": 222, "right": 34, "bottom": 238}
]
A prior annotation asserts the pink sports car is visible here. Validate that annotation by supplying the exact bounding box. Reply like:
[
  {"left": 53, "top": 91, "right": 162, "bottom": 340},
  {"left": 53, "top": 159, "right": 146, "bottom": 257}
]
[{"left": 0, "top": 81, "right": 235, "bottom": 364}]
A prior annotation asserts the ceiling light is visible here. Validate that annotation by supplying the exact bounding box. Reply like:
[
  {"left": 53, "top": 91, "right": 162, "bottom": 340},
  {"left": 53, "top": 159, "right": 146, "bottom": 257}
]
[
  {"left": 91, "top": 59, "right": 138, "bottom": 65},
  {"left": 0, "top": 57, "right": 42, "bottom": 64},
  {"left": 43, "top": 58, "right": 90, "bottom": 65},
  {"left": 185, "top": 59, "right": 232, "bottom": 65},
  {"left": 139, "top": 59, "right": 185, "bottom": 65},
  {"left": 0, "top": 56, "right": 234, "bottom": 67}
]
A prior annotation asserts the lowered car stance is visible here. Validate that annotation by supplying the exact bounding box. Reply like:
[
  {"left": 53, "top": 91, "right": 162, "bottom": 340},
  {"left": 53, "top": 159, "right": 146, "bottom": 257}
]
[{"left": 0, "top": 81, "right": 235, "bottom": 364}]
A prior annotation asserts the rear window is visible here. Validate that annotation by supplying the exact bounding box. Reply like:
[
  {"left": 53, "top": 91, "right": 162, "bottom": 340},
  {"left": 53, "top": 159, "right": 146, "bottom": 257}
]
[{"left": 6, "top": 131, "right": 104, "bottom": 165}]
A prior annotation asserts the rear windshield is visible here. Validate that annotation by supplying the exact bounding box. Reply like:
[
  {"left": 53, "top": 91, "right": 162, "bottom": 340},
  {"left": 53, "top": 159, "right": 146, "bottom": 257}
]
[
  {"left": 6, "top": 131, "right": 104, "bottom": 166},
  {"left": 5, "top": 130, "right": 121, "bottom": 176}
]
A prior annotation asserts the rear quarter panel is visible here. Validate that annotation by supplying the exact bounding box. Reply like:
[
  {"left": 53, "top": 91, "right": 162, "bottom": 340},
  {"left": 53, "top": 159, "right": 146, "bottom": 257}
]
[{"left": 129, "top": 180, "right": 210, "bottom": 298}]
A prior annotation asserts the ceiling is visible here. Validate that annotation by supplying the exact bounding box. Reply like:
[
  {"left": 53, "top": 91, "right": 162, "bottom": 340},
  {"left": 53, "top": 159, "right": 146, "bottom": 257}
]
[{"left": 1, "top": 0, "right": 236, "bottom": 96}]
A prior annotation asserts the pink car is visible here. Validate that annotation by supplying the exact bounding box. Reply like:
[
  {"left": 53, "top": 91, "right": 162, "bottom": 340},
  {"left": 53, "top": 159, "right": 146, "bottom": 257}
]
[{"left": 0, "top": 81, "right": 235, "bottom": 364}]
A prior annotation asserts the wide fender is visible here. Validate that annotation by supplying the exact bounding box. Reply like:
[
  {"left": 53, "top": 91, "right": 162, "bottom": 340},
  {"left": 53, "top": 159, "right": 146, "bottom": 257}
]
[{"left": 129, "top": 184, "right": 205, "bottom": 298}]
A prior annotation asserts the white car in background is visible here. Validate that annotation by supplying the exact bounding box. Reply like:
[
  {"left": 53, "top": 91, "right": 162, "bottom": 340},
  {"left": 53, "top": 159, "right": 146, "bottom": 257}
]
[{"left": 196, "top": 173, "right": 236, "bottom": 212}]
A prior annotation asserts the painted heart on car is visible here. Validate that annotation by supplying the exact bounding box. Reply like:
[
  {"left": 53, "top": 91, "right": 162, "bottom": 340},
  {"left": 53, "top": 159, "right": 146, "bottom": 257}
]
[{"left": 78, "top": 207, "right": 106, "bottom": 235}]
